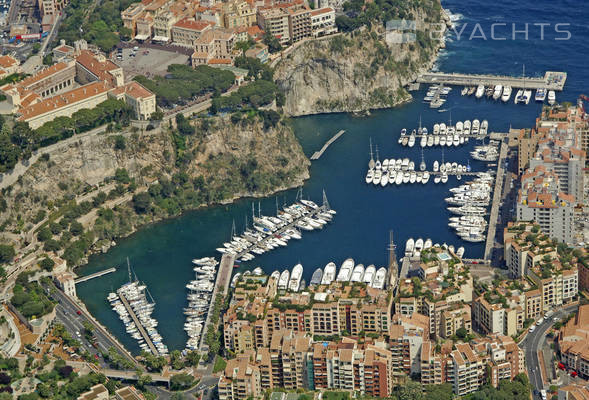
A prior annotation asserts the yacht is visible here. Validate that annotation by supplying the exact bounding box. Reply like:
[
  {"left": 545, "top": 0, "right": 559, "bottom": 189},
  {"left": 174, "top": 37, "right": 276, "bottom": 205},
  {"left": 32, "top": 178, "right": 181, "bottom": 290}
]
[
  {"left": 310, "top": 268, "right": 323, "bottom": 285},
  {"left": 365, "top": 169, "right": 374, "bottom": 184},
  {"left": 514, "top": 89, "right": 524, "bottom": 104},
  {"left": 420, "top": 135, "right": 427, "bottom": 148},
  {"left": 350, "top": 264, "right": 365, "bottom": 282},
  {"left": 372, "top": 169, "right": 382, "bottom": 186},
  {"left": 456, "top": 121, "right": 463, "bottom": 135},
  {"left": 464, "top": 120, "right": 471, "bottom": 135},
  {"left": 433, "top": 161, "right": 439, "bottom": 172},
  {"left": 427, "top": 135, "right": 434, "bottom": 147},
  {"left": 424, "top": 239, "right": 432, "bottom": 249},
  {"left": 408, "top": 134, "right": 415, "bottom": 148},
  {"left": 480, "top": 120, "right": 488, "bottom": 136},
  {"left": 492, "top": 85, "right": 502, "bottom": 100},
  {"left": 456, "top": 247, "right": 465, "bottom": 258},
  {"left": 321, "top": 262, "right": 336, "bottom": 285},
  {"left": 414, "top": 238, "right": 424, "bottom": 255},
  {"left": 372, "top": 268, "right": 387, "bottom": 289},
  {"left": 548, "top": 90, "right": 556, "bottom": 105},
  {"left": 278, "top": 270, "right": 290, "bottom": 290},
  {"left": 380, "top": 171, "right": 389, "bottom": 187},
  {"left": 501, "top": 86, "right": 512, "bottom": 102},
  {"left": 405, "top": 238, "right": 415, "bottom": 256},
  {"left": 433, "top": 124, "right": 440, "bottom": 135},
  {"left": 434, "top": 174, "right": 441, "bottom": 184},
  {"left": 422, "top": 171, "right": 430, "bottom": 184},
  {"left": 434, "top": 135, "right": 440, "bottom": 146},
  {"left": 395, "top": 172, "right": 403, "bottom": 185},
  {"left": 523, "top": 89, "right": 532, "bottom": 104},
  {"left": 439, "top": 123, "right": 447, "bottom": 135},
  {"left": 475, "top": 84, "right": 485, "bottom": 98},
  {"left": 441, "top": 174, "right": 448, "bottom": 183},
  {"left": 288, "top": 264, "right": 303, "bottom": 292},
  {"left": 363, "top": 265, "right": 376, "bottom": 286},
  {"left": 472, "top": 119, "right": 480, "bottom": 135},
  {"left": 535, "top": 88, "right": 547, "bottom": 102},
  {"left": 336, "top": 258, "right": 354, "bottom": 281}
]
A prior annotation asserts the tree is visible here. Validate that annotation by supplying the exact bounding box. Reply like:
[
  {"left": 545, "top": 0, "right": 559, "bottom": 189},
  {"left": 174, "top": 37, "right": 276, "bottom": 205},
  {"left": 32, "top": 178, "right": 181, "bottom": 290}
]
[
  {"left": 114, "top": 168, "right": 131, "bottom": 184},
  {"left": 70, "top": 221, "right": 84, "bottom": 236},
  {"left": 114, "top": 135, "right": 126, "bottom": 150},
  {"left": 0, "top": 244, "right": 15, "bottom": 264},
  {"left": 150, "top": 110, "right": 164, "bottom": 121},
  {"left": 263, "top": 33, "right": 282, "bottom": 53},
  {"left": 133, "top": 192, "right": 151, "bottom": 214},
  {"left": 456, "top": 327, "right": 468, "bottom": 340},
  {"left": 37, "top": 227, "right": 52, "bottom": 242},
  {"left": 170, "top": 373, "right": 194, "bottom": 391},
  {"left": 39, "top": 257, "right": 55, "bottom": 272}
]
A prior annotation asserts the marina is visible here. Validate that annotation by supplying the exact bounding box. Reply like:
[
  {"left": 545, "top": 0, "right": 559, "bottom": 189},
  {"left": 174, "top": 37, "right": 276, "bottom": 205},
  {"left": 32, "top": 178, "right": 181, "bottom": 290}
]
[
  {"left": 484, "top": 138, "right": 509, "bottom": 259},
  {"left": 217, "top": 192, "right": 336, "bottom": 262},
  {"left": 397, "top": 118, "right": 489, "bottom": 148},
  {"left": 108, "top": 261, "right": 168, "bottom": 356},
  {"left": 417, "top": 71, "right": 567, "bottom": 91}
]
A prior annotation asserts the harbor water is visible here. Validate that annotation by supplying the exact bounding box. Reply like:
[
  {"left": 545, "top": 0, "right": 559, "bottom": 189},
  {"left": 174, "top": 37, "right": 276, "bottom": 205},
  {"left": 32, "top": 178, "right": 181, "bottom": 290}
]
[{"left": 76, "top": 0, "right": 589, "bottom": 353}]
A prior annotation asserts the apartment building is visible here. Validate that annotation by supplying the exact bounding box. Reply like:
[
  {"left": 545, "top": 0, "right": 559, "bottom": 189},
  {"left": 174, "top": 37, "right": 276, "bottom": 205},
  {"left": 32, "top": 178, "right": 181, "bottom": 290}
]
[
  {"left": 257, "top": 8, "right": 290, "bottom": 44},
  {"left": 559, "top": 305, "right": 589, "bottom": 379},
  {"left": 191, "top": 28, "right": 237, "bottom": 66},
  {"left": 504, "top": 221, "right": 560, "bottom": 278},
  {"left": 471, "top": 334, "right": 525, "bottom": 388},
  {"left": 516, "top": 165, "right": 576, "bottom": 244},
  {"left": 439, "top": 304, "right": 472, "bottom": 339},
  {"left": 0, "top": 55, "right": 20, "bottom": 79},
  {"left": 515, "top": 127, "right": 542, "bottom": 174},
  {"left": 310, "top": 7, "right": 336, "bottom": 37},
  {"left": 218, "top": 357, "right": 262, "bottom": 400},
  {"left": 448, "top": 343, "right": 485, "bottom": 396},
  {"left": 390, "top": 313, "right": 429, "bottom": 374},
  {"left": 558, "top": 384, "right": 589, "bottom": 400},
  {"left": 420, "top": 341, "right": 445, "bottom": 385},
  {"left": 171, "top": 18, "right": 214, "bottom": 47}
]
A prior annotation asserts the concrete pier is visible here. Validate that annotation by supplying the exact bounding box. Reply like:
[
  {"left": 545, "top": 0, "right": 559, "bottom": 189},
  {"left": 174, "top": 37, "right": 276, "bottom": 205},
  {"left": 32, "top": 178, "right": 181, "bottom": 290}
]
[
  {"left": 74, "top": 267, "right": 116, "bottom": 284},
  {"left": 311, "top": 130, "right": 345, "bottom": 160},
  {"left": 417, "top": 71, "right": 567, "bottom": 91},
  {"left": 118, "top": 292, "right": 159, "bottom": 355},
  {"left": 484, "top": 138, "right": 509, "bottom": 260},
  {"left": 198, "top": 253, "right": 234, "bottom": 353}
]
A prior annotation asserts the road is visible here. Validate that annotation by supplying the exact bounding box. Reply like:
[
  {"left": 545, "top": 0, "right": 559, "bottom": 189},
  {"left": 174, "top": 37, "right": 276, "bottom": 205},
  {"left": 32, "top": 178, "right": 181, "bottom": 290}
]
[
  {"left": 46, "top": 282, "right": 141, "bottom": 369},
  {"left": 520, "top": 304, "right": 578, "bottom": 395}
]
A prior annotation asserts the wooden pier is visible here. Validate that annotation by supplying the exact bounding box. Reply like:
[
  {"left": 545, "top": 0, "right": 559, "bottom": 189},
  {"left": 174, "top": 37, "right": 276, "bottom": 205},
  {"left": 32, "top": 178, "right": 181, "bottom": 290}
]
[
  {"left": 417, "top": 71, "right": 567, "bottom": 91},
  {"left": 118, "top": 292, "right": 159, "bottom": 356},
  {"left": 74, "top": 267, "right": 116, "bottom": 284},
  {"left": 311, "top": 130, "right": 345, "bottom": 160}
]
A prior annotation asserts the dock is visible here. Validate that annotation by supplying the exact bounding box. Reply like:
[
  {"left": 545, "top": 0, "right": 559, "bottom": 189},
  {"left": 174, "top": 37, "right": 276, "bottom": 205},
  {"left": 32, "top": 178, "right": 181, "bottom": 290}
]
[
  {"left": 74, "top": 267, "right": 116, "bottom": 284},
  {"left": 117, "top": 292, "right": 159, "bottom": 355},
  {"left": 417, "top": 71, "right": 567, "bottom": 91},
  {"left": 484, "top": 137, "right": 509, "bottom": 260},
  {"left": 198, "top": 253, "right": 234, "bottom": 353},
  {"left": 310, "top": 130, "right": 345, "bottom": 160}
]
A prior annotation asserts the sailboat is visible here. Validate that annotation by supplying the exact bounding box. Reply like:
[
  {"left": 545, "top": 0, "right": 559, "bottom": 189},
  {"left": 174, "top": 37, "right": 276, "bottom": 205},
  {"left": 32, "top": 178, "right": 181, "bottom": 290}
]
[
  {"left": 420, "top": 149, "right": 426, "bottom": 171},
  {"left": 368, "top": 138, "right": 375, "bottom": 170}
]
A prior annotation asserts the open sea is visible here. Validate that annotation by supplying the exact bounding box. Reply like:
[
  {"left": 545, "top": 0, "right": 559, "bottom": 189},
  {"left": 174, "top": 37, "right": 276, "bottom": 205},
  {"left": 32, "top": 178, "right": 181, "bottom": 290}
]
[{"left": 76, "top": 0, "right": 589, "bottom": 353}]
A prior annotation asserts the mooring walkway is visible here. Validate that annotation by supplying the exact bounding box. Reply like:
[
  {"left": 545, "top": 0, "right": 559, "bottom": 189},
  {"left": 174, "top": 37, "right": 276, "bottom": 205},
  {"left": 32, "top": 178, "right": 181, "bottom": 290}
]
[{"left": 311, "top": 130, "right": 346, "bottom": 160}]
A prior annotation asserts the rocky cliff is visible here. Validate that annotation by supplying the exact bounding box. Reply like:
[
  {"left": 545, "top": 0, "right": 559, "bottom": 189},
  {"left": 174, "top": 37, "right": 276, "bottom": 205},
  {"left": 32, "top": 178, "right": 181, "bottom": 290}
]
[
  {"left": 274, "top": 8, "right": 449, "bottom": 116},
  {"left": 0, "top": 115, "right": 309, "bottom": 244}
]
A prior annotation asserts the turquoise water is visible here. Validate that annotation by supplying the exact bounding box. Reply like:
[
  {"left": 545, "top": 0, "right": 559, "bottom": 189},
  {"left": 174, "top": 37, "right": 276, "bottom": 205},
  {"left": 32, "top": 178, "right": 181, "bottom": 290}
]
[{"left": 77, "top": 0, "right": 589, "bottom": 353}]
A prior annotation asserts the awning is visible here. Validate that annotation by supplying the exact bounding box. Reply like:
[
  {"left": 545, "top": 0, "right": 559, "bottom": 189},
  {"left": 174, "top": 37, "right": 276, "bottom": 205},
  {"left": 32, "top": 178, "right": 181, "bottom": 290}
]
[
  {"left": 134, "top": 34, "right": 149, "bottom": 41},
  {"left": 152, "top": 35, "right": 169, "bottom": 42}
]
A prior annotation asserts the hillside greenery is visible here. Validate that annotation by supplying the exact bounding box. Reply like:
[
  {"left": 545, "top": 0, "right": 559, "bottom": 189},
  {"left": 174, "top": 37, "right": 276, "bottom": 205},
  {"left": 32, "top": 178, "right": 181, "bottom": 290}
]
[
  {"left": 58, "top": 0, "right": 135, "bottom": 51},
  {"left": 133, "top": 64, "right": 235, "bottom": 108}
]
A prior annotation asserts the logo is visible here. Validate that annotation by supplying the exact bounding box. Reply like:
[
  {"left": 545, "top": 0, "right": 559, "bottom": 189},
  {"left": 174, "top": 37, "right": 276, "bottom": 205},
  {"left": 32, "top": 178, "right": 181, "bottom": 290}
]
[{"left": 386, "top": 19, "right": 416, "bottom": 44}]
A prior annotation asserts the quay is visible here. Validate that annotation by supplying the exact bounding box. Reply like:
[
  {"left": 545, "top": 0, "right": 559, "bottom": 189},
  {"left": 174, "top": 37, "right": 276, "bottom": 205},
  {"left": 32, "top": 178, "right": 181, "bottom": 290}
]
[
  {"left": 417, "top": 71, "right": 567, "bottom": 91},
  {"left": 74, "top": 267, "right": 116, "bottom": 284},
  {"left": 117, "top": 292, "right": 159, "bottom": 356},
  {"left": 198, "top": 253, "right": 234, "bottom": 353},
  {"left": 310, "top": 130, "right": 345, "bottom": 160},
  {"left": 484, "top": 136, "right": 509, "bottom": 260}
]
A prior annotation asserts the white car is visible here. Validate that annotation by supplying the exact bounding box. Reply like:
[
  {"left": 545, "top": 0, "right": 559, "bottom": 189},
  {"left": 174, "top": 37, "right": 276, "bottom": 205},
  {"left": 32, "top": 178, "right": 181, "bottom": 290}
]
[{"left": 530, "top": 326, "right": 536, "bottom": 332}]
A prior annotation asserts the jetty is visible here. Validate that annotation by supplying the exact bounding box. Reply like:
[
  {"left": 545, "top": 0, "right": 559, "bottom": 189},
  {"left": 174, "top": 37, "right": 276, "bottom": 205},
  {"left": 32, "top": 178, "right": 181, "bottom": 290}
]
[
  {"left": 198, "top": 253, "right": 234, "bottom": 353},
  {"left": 310, "top": 130, "right": 345, "bottom": 160},
  {"left": 484, "top": 137, "right": 509, "bottom": 260},
  {"left": 74, "top": 267, "right": 116, "bottom": 284},
  {"left": 117, "top": 291, "right": 159, "bottom": 355},
  {"left": 417, "top": 71, "right": 567, "bottom": 91}
]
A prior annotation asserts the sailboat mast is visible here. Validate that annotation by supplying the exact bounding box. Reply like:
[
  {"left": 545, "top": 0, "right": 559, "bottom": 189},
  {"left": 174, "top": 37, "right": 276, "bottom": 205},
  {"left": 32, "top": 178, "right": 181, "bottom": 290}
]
[{"left": 127, "top": 257, "right": 131, "bottom": 283}]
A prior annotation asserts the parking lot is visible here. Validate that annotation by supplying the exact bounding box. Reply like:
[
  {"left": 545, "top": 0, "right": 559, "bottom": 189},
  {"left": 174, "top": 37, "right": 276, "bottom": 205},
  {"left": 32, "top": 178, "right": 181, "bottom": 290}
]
[{"left": 116, "top": 46, "right": 190, "bottom": 80}]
